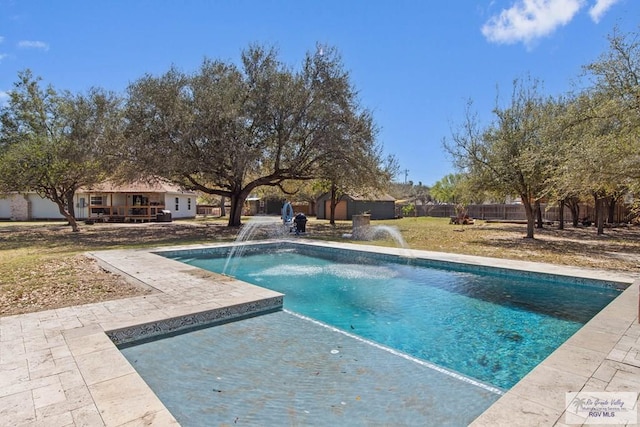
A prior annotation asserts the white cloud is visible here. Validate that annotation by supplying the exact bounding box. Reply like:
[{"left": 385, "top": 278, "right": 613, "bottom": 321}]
[
  {"left": 482, "top": 0, "right": 585, "bottom": 46},
  {"left": 0, "top": 53, "right": 7, "bottom": 63},
  {"left": 589, "top": 0, "right": 621, "bottom": 23},
  {"left": 17, "top": 40, "right": 49, "bottom": 51}
]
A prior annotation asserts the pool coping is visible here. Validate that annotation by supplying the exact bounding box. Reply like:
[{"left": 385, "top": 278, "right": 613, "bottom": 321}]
[{"left": 0, "top": 239, "right": 638, "bottom": 426}]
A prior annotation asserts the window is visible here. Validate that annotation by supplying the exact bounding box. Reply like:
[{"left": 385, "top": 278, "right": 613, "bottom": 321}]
[
  {"left": 132, "top": 195, "right": 148, "bottom": 206},
  {"left": 90, "top": 195, "right": 103, "bottom": 205},
  {"left": 175, "top": 197, "right": 179, "bottom": 211}
]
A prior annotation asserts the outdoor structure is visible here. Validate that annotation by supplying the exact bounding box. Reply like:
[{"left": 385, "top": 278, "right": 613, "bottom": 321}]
[
  {"left": 196, "top": 198, "right": 313, "bottom": 218},
  {"left": 316, "top": 192, "right": 396, "bottom": 220},
  {"left": 251, "top": 197, "right": 313, "bottom": 216},
  {"left": 0, "top": 180, "right": 197, "bottom": 222}
]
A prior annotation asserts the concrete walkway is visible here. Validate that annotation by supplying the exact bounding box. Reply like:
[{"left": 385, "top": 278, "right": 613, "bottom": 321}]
[{"left": 0, "top": 241, "right": 638, "bottom": 426}]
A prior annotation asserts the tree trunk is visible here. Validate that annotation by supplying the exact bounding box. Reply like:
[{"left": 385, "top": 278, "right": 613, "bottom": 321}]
[
  {"left": 66, "top": 191, "right": 76, "bottom": 219},
  {"left": 557, "top": 199, "right": 565, "bottom": 230},
  {"left": 596, "top": 196, "right": 606, "bottom": 235},
  {"left": 228, "top": 195, "right": 243, "bottom": 227},
  {"left": 47, "top": 190, "right": 79, "bottom": 232},
  {"left": 54, "top": 200, "right": 79, "bottom": 232},
  {"left": 522, "top": 196, "right": 535, "bottom": 239},
  {"left": 220, "top": 196, "right": 226, "bottom": 217},
  {"left": 63, "top": 212, "right": 79, "bottom": 232},
  {"left": 535, "top": 200, "right": 543, "bottom": 229},
  {"left": 568, "top": 198, "right": 580, "bottom": 227},
  {"left": 328, "top": 183, "right": 338, "bottom": 225},
  {"left": 593, "top": 193, "right": 599, "bottom": 229},
  {"left": 607, "top": 197, "right": 616, "bottom": 224}
]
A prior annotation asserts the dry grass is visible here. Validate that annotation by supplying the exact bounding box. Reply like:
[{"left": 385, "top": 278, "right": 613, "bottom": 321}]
[
  {"left": 1, "top": 217, "right": 639, "bottom": 316},
  {"left": 381, "top": 217, "right": 640, "bottom": 272},
  {"left": 0, "top": 221, "right": 239, "bottom": 316}
]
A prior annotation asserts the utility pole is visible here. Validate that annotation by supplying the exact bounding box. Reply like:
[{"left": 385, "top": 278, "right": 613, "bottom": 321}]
[{"left": 403, "top": 169, "right": 409, "bottom": 184}]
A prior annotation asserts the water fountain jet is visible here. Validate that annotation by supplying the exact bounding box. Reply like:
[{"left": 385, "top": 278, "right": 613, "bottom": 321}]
[{"left": 222, "top": 216, "right": 286, "bottom": 275}]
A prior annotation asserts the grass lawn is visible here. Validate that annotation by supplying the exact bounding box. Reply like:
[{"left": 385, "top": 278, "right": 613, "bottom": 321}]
[{"left": 1, "top": 216, "right": 639, "bottom": 316}]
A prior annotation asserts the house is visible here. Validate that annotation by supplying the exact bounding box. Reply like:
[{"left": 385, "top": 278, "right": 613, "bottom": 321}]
[
  {"left": 0, "top": 180, "right": 197, "bottom": 222},
  {"left": 315, "top": 192, "right": 396, "bottom": 220}
]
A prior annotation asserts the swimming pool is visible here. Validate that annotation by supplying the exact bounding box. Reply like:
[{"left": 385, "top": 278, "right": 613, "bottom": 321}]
[{"left": 160, "top": 242, "right": 622, "bottom": 390}]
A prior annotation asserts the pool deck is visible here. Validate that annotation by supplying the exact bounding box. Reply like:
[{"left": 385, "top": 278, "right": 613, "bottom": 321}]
[{"left": 0, "top": 240, "right": 638, "bottom": 426}]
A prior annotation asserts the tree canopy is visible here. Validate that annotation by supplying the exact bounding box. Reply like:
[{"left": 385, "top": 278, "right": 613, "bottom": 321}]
[
  {"left": 445, "top": 78, "right": 554, "bottom": 238},
  {"left": 0, "top": 71, "right": 121, "bottom": 231},
  {"left": 121, "top": 44, "right": 386, "bottom": 226},
  {"left": 446, "top": 27, "right": 640, "bottom": 237},
  {"left": 3, "top": 29, "right": 638, "bottom": 234}
]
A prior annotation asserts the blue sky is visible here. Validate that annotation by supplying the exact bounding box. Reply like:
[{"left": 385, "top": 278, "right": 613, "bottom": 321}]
[{"left": 1, "top": 0, "right": 638, "bottom": 186}]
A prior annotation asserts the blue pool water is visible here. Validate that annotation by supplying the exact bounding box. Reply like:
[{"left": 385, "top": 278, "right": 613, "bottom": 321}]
[
  {"left": 120, "top": 310, "right": 502, "bottom": 426},
  {"left": 168, "top": 244, "right": 621, "bottom": 390}
]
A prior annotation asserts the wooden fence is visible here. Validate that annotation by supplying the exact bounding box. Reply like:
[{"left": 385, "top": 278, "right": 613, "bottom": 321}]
[{"left": 414, "top": 203, "right": 632, "bottom": 223}]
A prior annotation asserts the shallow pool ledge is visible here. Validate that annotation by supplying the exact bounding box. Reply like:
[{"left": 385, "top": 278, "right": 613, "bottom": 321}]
[
  {"left": 89, "top": 248, "right": 285, "bottom": 345},
  {"left": 471, "top": 279, "right": 640, "bottom": 426}
]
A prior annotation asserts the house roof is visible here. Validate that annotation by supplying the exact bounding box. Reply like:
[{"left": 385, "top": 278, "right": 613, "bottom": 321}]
[{"left": 81, "top": 179, "right": 196, "bottom": 194}]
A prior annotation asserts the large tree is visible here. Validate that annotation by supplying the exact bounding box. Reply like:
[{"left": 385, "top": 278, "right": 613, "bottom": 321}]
[
  {"left": 446, "top": 78, "right": 554, "bottom": 238},
  {"left": 444, "top": 28, "right": 640, "bottom": 236},
  {"left": 122, "top": 44, "right": 381, "bottom": 226},
  {"left": 582, "top": 27, "right": 640, "bottom": 220},
  {"left": 548, "top": 92, "right": 629, "bottom": 234},
  {"left": 544, "top": 28, "right": 640, "bottom": 234},
  {"left": 318, "top": 113, "right": 397, "bottom": 224},
  {"left": 0, "top": 71, "right": 121, "bottom": 231},
  {"left": 430, "top": 173, "right": 477, "bottom": 204}
]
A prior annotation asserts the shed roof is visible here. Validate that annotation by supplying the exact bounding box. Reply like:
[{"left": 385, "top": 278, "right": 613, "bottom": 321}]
[{"left": 346, "top": 192, "right": 396, "bottom": 202}]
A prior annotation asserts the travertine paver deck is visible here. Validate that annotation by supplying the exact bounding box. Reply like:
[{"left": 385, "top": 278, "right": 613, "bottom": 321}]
[
  {"left": 0, "top": 241, "right": 638, "bottom": 426},
  {"left": 0, "top": 247, "right": 283, "bottom": 426}
]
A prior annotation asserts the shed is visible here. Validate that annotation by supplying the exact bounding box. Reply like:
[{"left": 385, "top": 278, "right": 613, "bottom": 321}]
[{"left": 316, "top": 192, "right": 396, "bottom": 220}]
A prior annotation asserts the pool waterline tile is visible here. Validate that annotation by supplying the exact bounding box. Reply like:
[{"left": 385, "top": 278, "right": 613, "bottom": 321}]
[
  {"left": 156, "top": 240, "right": 634, "bottom": 290},
  {"left": 1, "top": 240, "right": 637, "bottom": 426}
]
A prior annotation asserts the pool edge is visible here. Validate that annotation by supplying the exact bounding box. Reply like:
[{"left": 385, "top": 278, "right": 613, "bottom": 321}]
[
  {"left": 97, "top": 242, "right": 640, "bottom": 426},
  {"left": 153, "top": 240, "right": 640, "bottom": 426},
  {"left": 2, "top": 241, "right": 636, "bottom": 426},
  {"left": 470, "top": 278, "right": 639, "bottom": 426}
]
